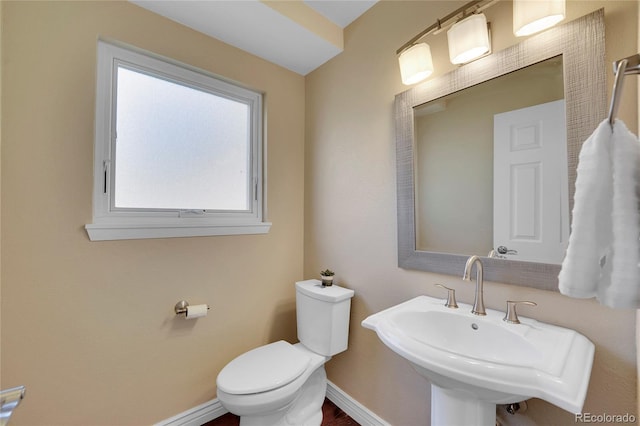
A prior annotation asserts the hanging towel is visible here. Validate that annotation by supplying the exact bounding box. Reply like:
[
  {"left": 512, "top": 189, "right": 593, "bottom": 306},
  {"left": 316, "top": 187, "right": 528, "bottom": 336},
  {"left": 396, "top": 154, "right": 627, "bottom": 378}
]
[
  {"left": 559, "top": 119, "right": 640, "bottom": 309},
  {"left": 605, "top": 119, "right": 640, "bottom": 307},
  {"left": 559, "top": 120, "right": 614, "bottom": 299}
]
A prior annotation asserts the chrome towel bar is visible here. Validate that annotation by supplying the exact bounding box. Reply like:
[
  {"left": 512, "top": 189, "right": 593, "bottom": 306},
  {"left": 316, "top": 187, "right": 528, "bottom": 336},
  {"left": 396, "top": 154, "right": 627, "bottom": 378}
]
[{"left": 608, "top": 53, "right": 640, "bottom": 128}]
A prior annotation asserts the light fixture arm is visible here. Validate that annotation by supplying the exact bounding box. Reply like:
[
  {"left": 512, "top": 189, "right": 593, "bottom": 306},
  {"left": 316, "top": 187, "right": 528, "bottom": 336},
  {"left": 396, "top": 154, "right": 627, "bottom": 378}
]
[{"left": 396, "top": 0, "right": 490, "bottom": 55}]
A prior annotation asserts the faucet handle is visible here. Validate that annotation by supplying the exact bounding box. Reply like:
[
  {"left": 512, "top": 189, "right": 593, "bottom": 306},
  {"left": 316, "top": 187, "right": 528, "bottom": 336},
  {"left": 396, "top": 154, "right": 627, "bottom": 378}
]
[
  {"left": 503, "top": 300, "right": 537, "bottom": 324},
  {"left": 434, "top": 284, "right": 458, "bottom": 309}
]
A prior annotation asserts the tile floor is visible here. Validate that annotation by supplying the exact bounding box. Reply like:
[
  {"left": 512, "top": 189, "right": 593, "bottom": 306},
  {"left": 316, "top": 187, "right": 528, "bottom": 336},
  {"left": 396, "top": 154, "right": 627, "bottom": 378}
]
[{"left": 202, "top": 398, "right": 360, "bottom": 426}]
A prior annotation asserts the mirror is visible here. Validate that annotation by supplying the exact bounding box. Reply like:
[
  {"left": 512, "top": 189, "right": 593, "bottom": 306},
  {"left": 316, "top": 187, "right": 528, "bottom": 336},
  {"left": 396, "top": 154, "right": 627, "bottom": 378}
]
[
  {"left": 396, "top": 10, "right": 605, "bottom": 290},
  {"left": 415, "top": 56, "right": 566, "bottom": 264}
]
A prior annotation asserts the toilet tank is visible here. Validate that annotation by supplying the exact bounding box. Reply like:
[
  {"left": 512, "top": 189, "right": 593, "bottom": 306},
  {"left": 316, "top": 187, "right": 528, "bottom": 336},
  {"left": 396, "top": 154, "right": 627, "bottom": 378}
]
[{"left": 295, "top": 280, "right": 355, "bottom": 357}]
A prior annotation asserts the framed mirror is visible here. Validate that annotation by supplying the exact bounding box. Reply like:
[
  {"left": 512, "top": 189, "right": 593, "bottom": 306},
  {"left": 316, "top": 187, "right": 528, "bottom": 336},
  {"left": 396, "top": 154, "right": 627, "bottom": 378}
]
[{"left": 396, "top": 10, "right": 605, "bottom": 290}]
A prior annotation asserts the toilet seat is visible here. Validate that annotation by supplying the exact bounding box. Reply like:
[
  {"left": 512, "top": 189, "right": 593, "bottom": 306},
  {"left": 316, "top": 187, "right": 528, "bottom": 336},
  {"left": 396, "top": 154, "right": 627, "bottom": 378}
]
[{"left": 217, "top": 341, "right": 311, "bottom": 395}]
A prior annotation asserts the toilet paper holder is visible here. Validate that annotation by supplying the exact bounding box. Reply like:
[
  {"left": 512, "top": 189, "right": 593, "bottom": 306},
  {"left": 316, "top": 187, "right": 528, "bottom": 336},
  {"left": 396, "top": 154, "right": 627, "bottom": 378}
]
[{"left": 174, "top": 300, "right": 210, "bottom": 316}]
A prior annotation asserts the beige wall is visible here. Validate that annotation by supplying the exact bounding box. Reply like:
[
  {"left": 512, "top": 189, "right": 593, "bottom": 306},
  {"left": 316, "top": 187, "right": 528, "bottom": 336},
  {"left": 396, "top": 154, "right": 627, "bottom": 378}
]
[
  {"left": 2, "top": 0, "right": 639, "bottom": 425},
  {"left": 1, "top": 1, "right": 304, "bottom": 424},
  {"left": 306, "top": 1, "right": 638, "bottom": 425}
]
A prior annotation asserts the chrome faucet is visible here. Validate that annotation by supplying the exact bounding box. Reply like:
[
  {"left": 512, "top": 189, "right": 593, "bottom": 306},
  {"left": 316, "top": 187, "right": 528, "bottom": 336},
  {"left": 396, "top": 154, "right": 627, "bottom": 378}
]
[{"left": 462, "top": 255, "right": 486, "bottom": 316}]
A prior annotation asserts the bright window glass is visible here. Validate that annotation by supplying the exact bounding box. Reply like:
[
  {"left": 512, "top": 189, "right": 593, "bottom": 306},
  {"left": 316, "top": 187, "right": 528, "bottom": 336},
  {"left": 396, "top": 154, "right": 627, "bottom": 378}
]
[{"left": 114, "top": 67, "right": 250, "bottom": 211}]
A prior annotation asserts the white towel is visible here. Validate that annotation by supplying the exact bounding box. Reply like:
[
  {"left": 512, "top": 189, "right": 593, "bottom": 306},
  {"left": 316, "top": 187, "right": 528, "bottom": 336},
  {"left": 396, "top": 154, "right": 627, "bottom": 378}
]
[
  {"left": 559, "top": 119, "right": 640, "bottom": 308},
  {"left": 606, "top": 119, "right": 640, "bottom": 307}
]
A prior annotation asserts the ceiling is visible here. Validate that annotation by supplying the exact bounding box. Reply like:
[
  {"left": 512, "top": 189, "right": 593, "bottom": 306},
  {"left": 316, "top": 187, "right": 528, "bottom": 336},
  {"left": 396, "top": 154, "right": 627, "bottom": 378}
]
[
  {"left": 303, "top": 0, "right": 376, "bottom": 27},
  {"left": 130, "top": 0, "right": 378, "bottom": 75}
]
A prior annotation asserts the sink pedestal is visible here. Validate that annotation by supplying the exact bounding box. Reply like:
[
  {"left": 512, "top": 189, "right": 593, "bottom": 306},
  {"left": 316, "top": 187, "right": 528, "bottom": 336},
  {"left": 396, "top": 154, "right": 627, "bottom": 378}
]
[{"left": 431, "top": 385, "right": 495, "bottom": 426}]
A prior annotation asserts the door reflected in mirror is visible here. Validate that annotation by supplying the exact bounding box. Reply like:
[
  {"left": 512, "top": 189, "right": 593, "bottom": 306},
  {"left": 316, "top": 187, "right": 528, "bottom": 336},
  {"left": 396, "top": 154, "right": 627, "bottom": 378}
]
[{"left": 414, "top": 56, "right": 568, "bottom": 264}]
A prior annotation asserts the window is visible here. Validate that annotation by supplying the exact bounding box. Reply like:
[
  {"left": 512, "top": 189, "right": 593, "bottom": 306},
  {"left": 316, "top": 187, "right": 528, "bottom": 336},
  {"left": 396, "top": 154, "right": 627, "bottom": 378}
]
[{"left": 86, "top": 40, "right": 270, "bottom": 241}]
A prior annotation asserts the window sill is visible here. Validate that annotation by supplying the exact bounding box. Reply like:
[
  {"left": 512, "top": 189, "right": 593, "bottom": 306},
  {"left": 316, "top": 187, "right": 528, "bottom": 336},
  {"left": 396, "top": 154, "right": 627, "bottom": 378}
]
[{"left": 85, "top": 221, "right": 272, "bottom": 241}]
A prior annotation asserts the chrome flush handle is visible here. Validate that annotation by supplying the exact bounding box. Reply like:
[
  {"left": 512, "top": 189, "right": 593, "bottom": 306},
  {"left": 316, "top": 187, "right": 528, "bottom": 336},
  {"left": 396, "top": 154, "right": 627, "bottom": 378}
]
[
  {"left": 434, "top": 284, "right": 458, "bottom": 309},
  {"left": 503, "top": 300, "right": 537, "bottom": 324}
]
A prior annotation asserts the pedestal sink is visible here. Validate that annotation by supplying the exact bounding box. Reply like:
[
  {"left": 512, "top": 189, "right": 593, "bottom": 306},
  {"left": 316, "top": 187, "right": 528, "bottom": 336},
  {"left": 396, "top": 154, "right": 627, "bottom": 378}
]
[{"left": 362, "top": 296, "right": 594, "bottom": 426}]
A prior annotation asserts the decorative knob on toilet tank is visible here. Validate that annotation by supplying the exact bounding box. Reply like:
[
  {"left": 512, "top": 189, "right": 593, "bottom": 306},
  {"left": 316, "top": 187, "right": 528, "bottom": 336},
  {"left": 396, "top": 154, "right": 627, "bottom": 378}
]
[{"left": 174, "top": 300, "right": 210, "bottom": 319}]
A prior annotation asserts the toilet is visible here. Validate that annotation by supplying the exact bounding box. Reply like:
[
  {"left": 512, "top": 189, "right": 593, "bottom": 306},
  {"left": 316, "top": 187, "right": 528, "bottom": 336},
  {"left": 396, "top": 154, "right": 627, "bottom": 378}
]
[{"left": 216, "top": 279, "right": 355, "bottom": 426}]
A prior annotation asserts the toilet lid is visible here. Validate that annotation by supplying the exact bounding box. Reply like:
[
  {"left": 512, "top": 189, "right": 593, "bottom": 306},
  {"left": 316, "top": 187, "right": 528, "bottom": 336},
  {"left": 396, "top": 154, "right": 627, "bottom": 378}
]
[{"left": 217, "top": 341, "right": 311, "bottom": 395}]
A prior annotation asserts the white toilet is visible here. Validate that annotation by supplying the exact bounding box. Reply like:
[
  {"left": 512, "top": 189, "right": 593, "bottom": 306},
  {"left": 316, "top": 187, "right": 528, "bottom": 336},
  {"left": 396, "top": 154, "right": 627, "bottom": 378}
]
[{"left": 216, "top": 279, "right": 355, "bottom": 426}]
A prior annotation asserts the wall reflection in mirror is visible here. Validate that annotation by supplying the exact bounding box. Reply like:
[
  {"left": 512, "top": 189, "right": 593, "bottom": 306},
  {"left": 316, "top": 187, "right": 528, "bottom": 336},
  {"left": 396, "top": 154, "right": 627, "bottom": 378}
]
[{"left": 414, "top": 56, "right": 568, "bottom": 264}]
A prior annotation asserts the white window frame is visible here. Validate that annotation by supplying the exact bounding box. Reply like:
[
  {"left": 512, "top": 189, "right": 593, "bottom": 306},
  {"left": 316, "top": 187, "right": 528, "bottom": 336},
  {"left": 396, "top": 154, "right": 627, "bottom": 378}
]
[{"left": 85, "top": 40, "right": 270, "bottom": 241}]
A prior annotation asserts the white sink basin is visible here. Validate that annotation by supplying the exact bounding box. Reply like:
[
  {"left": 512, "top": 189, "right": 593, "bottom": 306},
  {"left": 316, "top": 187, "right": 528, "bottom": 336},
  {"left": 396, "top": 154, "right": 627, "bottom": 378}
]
[{"left": 362, "top": 296, "right": 594, "bottom": 424}]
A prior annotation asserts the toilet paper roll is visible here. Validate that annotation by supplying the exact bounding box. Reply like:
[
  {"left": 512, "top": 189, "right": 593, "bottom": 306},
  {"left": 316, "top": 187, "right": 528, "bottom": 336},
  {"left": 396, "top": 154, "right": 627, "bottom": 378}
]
[{"left": 185, "top": 304, "right": 208, "bottom": 319}]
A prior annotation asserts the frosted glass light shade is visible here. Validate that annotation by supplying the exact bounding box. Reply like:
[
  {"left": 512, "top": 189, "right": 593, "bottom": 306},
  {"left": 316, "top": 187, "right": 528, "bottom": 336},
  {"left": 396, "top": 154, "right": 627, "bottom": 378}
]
[
  {"left": 399, "top": 43, "right": 434, "bottom": 85},
  {"left": 447, "top": 14, "right": 490, "bottom": 65},
  {"left": 513, "top": 0, "right": 565, "bottom": 37}
]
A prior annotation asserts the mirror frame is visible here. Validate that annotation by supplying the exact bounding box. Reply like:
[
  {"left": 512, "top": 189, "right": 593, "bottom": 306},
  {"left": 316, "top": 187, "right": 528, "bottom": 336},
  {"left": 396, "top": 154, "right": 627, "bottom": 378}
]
[{"left": 396, "top": 9, "right": 605, "bottom": 291}]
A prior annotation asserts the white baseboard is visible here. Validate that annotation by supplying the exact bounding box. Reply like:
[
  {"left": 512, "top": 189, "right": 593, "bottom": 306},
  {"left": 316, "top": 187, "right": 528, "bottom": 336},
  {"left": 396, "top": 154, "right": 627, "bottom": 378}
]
[
  {"left": 326, "top": 380, "right": 391, "bottom": 426},
  {"left": 154, "top": 399, "right": 227, "bottom": 426},
  {"left": 155, "top": 380, "right": 389, "bottom": 426}
]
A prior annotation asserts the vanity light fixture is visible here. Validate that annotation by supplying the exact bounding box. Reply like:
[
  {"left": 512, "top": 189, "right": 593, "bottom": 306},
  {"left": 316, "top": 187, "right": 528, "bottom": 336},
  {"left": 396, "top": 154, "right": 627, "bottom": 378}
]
[
  {"left": 447, "top": 13, "right": 491, "bottom": 64},
  {"left": 513, "top": 0, "right": 566, "bottom": 37},
  {"left": 397, "top": 0, "right": 567, "bottom": 85}
]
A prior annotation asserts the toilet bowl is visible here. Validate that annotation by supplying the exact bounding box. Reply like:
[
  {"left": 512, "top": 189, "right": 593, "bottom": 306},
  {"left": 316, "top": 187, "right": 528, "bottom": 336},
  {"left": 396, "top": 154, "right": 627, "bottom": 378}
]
[
  {"left": 216, "top": 280, "right": 355, "bottom": 426},
  {"left": 217, "top": 342, "right": 328, "bottom": 425}
]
